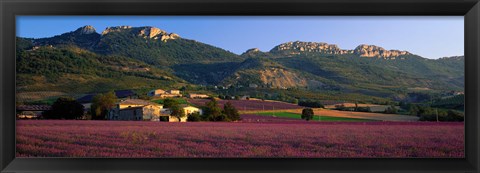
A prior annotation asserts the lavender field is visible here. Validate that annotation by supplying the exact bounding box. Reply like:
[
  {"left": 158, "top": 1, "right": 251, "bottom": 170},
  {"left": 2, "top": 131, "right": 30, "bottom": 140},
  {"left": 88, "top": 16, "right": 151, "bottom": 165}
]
[{"left": 16, "top": 120, "right": 464, "bottom": 158}]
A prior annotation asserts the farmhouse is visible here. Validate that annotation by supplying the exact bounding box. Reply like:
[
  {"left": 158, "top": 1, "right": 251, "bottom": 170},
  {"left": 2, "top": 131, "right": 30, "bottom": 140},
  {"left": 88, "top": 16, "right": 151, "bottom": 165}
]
[
  {"left": 147, "top": 89, "right": 166, "bottom": 97},
  {"left": 159, "top": 104, "right": 203, "bottom": 122},
  {"left": 108, "top": 99, "right": 163, "bottom": 121},
  {"left": 108, "top": 99, "right": 203, "bottom": 122},
  {"left": 76, "top": 89, "right": 137, "bottom": 110},
  {"left": 158, "top": 93, "right": 182, "bottom": 98},
  {"left": 16, "top": 105, "right": 51, "bottom": 119},
  {"left": 148, "top": 89, "right": 182, "bottom": 98},
  {"left": 158, "top": 89, "right": 182, "bottom": 98},
  {"left": 168, "top": 90, "right": 181, "bottom": 94},
  {"left": 181, "top": 104, "right": 203, "bottom": 115},
  {"left": 187, "top": 93, "right": 210, "bottom": 99}
]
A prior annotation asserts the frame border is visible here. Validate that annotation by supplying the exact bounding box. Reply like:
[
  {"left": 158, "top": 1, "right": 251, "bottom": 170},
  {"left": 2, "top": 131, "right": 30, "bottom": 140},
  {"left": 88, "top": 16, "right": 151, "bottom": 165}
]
[{"left": 1, "top": 0, "right": 479, "bottom": 172}]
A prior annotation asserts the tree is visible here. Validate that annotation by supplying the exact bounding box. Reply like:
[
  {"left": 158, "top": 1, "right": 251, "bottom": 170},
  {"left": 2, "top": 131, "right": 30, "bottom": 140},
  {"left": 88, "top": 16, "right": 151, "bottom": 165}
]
[
  {"left": 301, "top": 108, "right": 314, "bottom": 121},
  {"left": 223, "top": 101, "right": 240, "bottom": 121},
  {"left": 170, "top": 104, "right": 186, "bottom": 122},
  {"left": 91, "top": 91, "right": 118, "bottom": 120},
  {"left": 299, "top": 100, "right": 324, "bottom": 108},
  {"left": 202, "top": 98, "right": 222, "bottom": 121},
  {"left": 384, "top": 105, "right": 398, "bottom": 114},
  {"left": 187, "top": 112, "right": 201, "bottom": 122},
  {"left": 163, "top": 98, "right": 179, "bottom": 108},
  {"left": 446, "top": 110, "right": 464, "bottom": 122},
  {"left": 43, "top": 97, "right": 84, "bottom": 119}
]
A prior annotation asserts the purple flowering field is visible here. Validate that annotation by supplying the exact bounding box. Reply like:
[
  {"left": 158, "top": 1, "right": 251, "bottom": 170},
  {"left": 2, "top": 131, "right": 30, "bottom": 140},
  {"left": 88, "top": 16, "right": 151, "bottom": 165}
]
[{"left": 16, "top": 119, "right": 464, "bottom": 158}]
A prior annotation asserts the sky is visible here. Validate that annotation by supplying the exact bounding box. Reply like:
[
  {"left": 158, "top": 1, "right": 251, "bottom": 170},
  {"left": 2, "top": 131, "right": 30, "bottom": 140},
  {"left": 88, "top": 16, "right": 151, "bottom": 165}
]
[{"left": 16, "top": 16, "right": 464, "bottom": 59}]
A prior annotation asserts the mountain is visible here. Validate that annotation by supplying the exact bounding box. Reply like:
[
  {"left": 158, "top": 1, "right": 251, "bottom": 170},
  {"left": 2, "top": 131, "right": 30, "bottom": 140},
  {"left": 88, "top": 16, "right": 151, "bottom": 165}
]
[
  {"left": 16, "top": 25, "right": 245, "bottom": 96},
  {"left": 16, "top": 26, "right": 464, "bottom": 102},
  {"left": 16, "top": 44, "right": 186, "bottom": 95},
  {"left": 29, "top": 25, "right": 243, "bottom": 67},
  {"left": 220, "top": 41, "right": 464, "bottom": 100}
]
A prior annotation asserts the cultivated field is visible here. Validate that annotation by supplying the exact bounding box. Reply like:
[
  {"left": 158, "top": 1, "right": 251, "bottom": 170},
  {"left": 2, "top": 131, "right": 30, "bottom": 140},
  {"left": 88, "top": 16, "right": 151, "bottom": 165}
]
[
  {"left": 17, "top": 120, "right": 464, "bottom": 158},
  {"left": 323, "top": 103, "right": 398, "bottom": 112},
  {"left": 189, "top": 99, "right": 418, "bottom": 122},
  {"left": 187, "top": 99, "right": 303, "bottom": 111},
  {"left": 254, "top": 112, "right": 374, "bottom": 122},
  {"left": 288, "top": 109, "right": 419, "bottom": 122}
]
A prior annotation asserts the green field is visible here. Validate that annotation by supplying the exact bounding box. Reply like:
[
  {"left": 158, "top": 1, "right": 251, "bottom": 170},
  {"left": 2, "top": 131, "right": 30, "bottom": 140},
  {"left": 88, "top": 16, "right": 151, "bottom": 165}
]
[
  {"left": 152, "top": 98, "right": 189, "bottom": 105},
  {"left": 255, "top": 112, "right": 374, "bottom": 122}
]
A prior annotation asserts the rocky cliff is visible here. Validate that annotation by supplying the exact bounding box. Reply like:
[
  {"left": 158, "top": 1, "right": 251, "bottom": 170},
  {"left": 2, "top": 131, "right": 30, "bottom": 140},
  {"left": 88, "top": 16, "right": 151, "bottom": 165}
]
[
  {"left": 271, "top": 41, "right": 352, "bottom": 55},
  {"left": 353, "top": 44, "right": 410, "bottom": 58},
  {"left": 101, "top": 26, "right": 180, "bottom": 42},
  {"left": 75, "top": 25, "right": 97, "bottom": 35},
  {"left": 271, "top": 41, "right": 410, "bottom": 59}
]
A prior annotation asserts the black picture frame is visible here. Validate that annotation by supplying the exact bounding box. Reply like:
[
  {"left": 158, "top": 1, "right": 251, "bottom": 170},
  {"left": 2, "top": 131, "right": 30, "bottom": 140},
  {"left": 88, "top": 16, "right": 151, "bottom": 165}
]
[{"left": 1, "top": 0, "right": 479, "bottom": 172}]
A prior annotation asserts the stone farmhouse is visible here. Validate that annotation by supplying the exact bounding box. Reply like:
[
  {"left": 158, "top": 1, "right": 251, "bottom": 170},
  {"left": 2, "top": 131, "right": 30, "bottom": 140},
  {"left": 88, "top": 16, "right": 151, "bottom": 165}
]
[
  {"left": 148, "top": 89, "right": 182, "bottom": 98},
  {"left": 108, "top": 99, "right": 202, "bottom": 122},
  {"left": 159, "top": 104, "right": 203, "bottom": 122},
  {"left": 187, "top": 93, "right": 210, "bottom": 99},
  {"left": 16, "top": 105, "right": 51, "bottom": 119},
  {"left": 108, "top": 99, "right": 163, "bottom": 121}
]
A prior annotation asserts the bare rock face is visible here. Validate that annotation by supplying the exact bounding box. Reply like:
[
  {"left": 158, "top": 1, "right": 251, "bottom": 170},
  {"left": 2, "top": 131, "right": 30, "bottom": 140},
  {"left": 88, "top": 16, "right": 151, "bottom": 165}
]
[
  {"left": 259, "top": 67, "right": 307, "bottom": 89},
  {"left": 101, "top": 26, "right": 132, "bottom": 35},
  {"left": 138, "top": 27, "right": 166, "bottom": 38},
  {"left": 353, "top": 44, "right": 410, "bottom": 58},
  {"left": 271, "top": 41, "right": 410, "bottom": 59},
  {"left": 272, "top": 41, "right": 353, "bottom": 55},
  {"left": 137, "top": 27, "right": 179, "bottom": 42},
  {"left": 75, "top": 25, "right": 97, "bottom": 34},
  {"left": 100, "top": 26, "right": 180, "bottom": 42},
  {"left": 158, "top": 33, "right": 180, "bottom": 42}
]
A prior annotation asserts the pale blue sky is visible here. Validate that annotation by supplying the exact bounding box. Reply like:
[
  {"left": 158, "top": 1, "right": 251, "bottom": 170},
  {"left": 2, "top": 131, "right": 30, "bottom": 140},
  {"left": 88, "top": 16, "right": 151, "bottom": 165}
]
[{"left": 16, "top": 16, "right": 464, "bottom": 59}]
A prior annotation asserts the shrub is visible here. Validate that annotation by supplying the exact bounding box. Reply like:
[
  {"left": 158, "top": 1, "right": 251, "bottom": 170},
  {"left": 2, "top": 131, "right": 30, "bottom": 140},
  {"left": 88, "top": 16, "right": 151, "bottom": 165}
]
[
  {"left": 334, "top": 104, "right": 354, "bottom": 111},
  {"left": 163, "top": 98, "right": 180, "bottom": 108},
  {"left": 356, "top": 107, "right": 371, "bottom": 112},
  {"left": 187, "top": 112, "right": 202, "bottom": 122},
  {"left": 299, "top": 100, "right": 324, "bottom": 108},
  {"left": 384, "top": 105, "right": 398, "bottom": 114},
  {"left": 223, "top": 102, "right": 241, "bottom": 121},
  {"left": 170, "top": 104, "right": 186, "bottom": 122},
  {"left": 43, "top": 97, "right": 84, "bottom": 119},
  {"left": 91, "top": 91, "right": 117, "bottom": 120},
  {"left": 446, "top": 110, "right": 464, "bottom": 122},
  {"left": 202, "top": 98, "right": 222, "bottom": 121},
  {"left": 301, "top": 108, "right": 314, "bottom": 121}
]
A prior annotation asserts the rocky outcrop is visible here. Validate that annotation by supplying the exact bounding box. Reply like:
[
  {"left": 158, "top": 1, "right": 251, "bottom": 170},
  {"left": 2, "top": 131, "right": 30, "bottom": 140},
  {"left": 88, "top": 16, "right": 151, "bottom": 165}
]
[
  {"left": 271, "top": 41, "right": 353, "bottom": 55},
  {"left": 158, "top": 33, "right": 180, "bottom": 42},
  {"left": 353, "top": 44, "right": 410, "bottom": 58},
  {"left": 101, "top": 26, "right": 180, "bottom": 42},
  {"left": 75, "top": 25, "right": 97, "bottom": 35},
  {"left": 101, "top": 26, "right": 132, "bottom": 35},
  {"left": 270, "top": 41, "right": 410, "bottom": 59},
  {"left": 138, "top": 27, "right": 166, "bottom": 38},
  {"left": 245, "top": 48, "right": 261, "bottom": 54}
]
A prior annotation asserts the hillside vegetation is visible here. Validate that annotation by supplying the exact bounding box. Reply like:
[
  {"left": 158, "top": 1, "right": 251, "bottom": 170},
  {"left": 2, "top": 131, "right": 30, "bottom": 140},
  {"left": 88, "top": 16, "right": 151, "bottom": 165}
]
[{"left": 16, "top": 25, "right": 464, "bottom": 103}]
